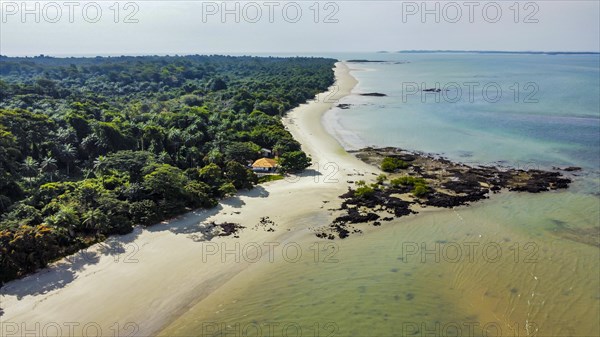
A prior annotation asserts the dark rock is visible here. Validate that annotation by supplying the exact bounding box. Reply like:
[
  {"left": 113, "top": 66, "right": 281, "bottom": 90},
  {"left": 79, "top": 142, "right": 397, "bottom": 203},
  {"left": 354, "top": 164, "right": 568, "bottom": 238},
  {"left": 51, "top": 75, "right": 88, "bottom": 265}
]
[
  {"left": 316, "top": 146, "right": 573, "bottom": 240},
  {"left": 443, "top": 178, "right": 482, "bottom": 194},
  {"left": 346, "top": 60, "right": 387, "bottom": 63},
  {"left": 359, "top": 92, "right": 387, "bottom": 97},
  {"left": 334, "top": 208, "right": 380, "bottom": 224},
  {"left": 424, "top": 191, "right": 488, "bottom": 208},
  {"left": 386, "top": 153, "right": 417, "bottom": 162},
  {"left": 214, "top": 222, "right": 245, "bottom": 236},
  {"left": 333, "top": 224, "right": 350, "bottom": 239}
]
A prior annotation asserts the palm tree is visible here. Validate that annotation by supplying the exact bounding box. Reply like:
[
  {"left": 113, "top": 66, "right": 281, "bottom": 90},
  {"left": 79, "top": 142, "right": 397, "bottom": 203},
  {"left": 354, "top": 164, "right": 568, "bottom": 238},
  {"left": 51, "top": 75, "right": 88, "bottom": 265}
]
[
  {"left": 82, "top": 208, "right": 109, "bottom": 233},
  {"left": 82, "top": 208, "right": 98, "bottom": 230},
  {"left": 56, "top": 127, "right": 76, "bottom": 144},
  {"left": 88, "top": 155, "right": 107, "bottom": 180},
  {"left": 81, "top": 134, "right": 107, "bottom": 159},
  {"left": 60, "top": 144, "right": 77, "bottom": 176},
  {"left": 40, "top": 155, "right": 58, "bottom": 182},
  {"left": 50, "top": 205, "right": 79, "bottom": 237},
  {"left": 22, "top": 156, "right": 39, "bottom": 187},
  {"left": 167, "top": 128, "right": 182, "bottom": 151}
]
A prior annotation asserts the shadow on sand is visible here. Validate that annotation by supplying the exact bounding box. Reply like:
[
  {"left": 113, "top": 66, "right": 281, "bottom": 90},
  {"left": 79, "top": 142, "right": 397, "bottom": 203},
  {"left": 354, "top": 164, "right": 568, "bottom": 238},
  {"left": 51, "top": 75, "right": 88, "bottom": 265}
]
[
  {"left": 147, "top": 186, "right": 270, "bottom": 240},
  {"left": 0, "top": 185, "right": 271, "bottom": 298},
  {"left": 0, "top": 228, "right": 142, "bottom": 300}
]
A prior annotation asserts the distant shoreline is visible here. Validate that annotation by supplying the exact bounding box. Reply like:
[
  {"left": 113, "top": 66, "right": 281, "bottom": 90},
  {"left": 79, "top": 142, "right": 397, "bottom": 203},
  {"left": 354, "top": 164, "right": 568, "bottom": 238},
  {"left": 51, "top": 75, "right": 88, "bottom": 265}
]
[
  {"left": 390, "top": 50, "right": 600, "bottom": 55},
  {"left": 3, "top": 51, "right": 599, "bottom": 59}
]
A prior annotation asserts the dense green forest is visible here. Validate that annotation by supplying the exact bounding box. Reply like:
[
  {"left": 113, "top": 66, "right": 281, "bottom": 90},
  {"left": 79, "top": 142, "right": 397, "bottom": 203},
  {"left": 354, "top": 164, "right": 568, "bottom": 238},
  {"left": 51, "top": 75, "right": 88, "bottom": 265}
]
[{"left": 0, "top": 55, "right": 335, "bottom": 283}]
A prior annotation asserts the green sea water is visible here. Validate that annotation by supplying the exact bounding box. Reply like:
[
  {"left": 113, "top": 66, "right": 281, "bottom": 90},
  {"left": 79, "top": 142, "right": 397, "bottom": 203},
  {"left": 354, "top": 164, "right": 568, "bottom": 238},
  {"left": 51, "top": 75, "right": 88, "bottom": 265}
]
[{"left": 160, "top": 53, "right": 599, "bottom": 336}]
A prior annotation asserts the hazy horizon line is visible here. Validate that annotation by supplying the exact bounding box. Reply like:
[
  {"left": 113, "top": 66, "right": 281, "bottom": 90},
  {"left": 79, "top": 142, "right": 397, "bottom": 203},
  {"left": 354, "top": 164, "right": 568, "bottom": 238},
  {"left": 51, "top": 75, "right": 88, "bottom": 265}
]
[{"left": 2, "top": 49, "right": 600, "bottom": 59}]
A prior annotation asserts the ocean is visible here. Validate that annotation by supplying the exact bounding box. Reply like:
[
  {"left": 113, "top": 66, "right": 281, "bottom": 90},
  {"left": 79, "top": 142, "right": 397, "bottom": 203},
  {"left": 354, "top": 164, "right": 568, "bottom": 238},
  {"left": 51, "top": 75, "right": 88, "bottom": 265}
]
[
  {"left": 327, "top": 53, "right": 599, "bottom": 176},
  {"left": 160, "top": 53, "right": 600, "bottom": 336}
]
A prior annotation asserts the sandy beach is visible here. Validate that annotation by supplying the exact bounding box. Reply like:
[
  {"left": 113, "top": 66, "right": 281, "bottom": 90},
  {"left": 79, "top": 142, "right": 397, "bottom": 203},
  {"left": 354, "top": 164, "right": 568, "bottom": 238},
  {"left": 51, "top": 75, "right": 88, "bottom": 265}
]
[{"left": 0, "top": 62, "right": 377, "bottom": 336}]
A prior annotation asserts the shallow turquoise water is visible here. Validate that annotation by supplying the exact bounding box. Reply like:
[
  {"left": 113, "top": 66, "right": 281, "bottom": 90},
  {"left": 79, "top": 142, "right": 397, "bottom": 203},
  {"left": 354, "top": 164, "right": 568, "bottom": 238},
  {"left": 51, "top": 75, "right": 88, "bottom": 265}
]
[{"left": 332, "top": 53, "right": 599, "bottom": 173}]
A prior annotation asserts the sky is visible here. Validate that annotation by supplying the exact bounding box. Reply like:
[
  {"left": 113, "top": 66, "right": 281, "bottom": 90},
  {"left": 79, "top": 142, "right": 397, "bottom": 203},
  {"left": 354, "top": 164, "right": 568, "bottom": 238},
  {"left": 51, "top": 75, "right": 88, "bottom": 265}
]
[{"left": 1, "top": 1, "right": 599, "bottom": 56}]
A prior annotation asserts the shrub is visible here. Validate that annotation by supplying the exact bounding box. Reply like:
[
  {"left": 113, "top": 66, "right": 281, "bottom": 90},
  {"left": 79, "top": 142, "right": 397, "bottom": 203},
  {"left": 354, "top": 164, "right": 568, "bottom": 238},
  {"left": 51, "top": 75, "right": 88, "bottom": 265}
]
[
  {"left": 219, "top": 182, "right": 237, "bottom": 197},
  {"left": 129, "top": 200, "right": 161, "bottom": 226},
  {"left": 279, "top": 151, "right": 311, "bottom": 173},
  {"left": 412, "top": 183, "right": 429, "bottom": 198},
  {"left": 381, "top": 157, "right": 408, "bottom": 172},
  {"left": 376, "top": 174, "right": 387, "bottom": 184},
  {"left": 258, "top": 174, "right": 284, "bottom": 184},
  {"left": 390, "top": 176, "right": 426, "bottom": 187},
  {"left": 354, "top": 185, "right": 375, "bottom": 199}
]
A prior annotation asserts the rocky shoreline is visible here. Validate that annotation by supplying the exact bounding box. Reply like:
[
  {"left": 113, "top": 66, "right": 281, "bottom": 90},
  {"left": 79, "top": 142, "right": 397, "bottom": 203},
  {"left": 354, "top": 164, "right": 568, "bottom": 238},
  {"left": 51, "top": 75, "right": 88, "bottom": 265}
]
[{"left": 316, "top": 147, "right": 575, "bottom": 239}]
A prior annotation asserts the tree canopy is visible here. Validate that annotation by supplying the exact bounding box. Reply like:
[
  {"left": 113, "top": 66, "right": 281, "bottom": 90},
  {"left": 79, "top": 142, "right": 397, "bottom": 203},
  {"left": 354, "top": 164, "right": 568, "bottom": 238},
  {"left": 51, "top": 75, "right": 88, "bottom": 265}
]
[{"left": 0, "top": 55, "right": 335, "bottom": 283}]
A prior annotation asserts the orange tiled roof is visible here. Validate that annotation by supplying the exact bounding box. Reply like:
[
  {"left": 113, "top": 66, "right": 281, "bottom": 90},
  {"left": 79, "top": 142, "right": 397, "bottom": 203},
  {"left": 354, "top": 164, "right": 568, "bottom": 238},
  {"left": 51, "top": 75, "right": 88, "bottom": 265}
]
[{"left": 252, "top": 158, "right": 278, "bottom": 168}]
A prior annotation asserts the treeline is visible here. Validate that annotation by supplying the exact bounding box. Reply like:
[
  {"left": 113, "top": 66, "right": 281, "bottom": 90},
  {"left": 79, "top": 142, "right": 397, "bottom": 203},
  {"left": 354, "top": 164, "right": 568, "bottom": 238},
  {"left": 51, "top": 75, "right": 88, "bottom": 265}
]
[{"left": 0, "top": 55, "right": 335, "bottom": 283}]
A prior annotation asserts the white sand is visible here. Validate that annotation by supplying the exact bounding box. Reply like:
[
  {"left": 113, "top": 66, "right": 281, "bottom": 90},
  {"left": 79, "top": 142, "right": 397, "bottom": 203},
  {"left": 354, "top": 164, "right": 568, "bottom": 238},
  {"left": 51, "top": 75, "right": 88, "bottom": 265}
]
[{"left": 0, "top": 62, "right": 377, "bottom": 337}]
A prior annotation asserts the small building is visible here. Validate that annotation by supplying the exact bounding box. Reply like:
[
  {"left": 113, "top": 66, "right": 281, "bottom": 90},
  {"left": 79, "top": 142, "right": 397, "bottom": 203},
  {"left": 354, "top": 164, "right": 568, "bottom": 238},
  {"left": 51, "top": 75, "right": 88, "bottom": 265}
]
[
  {"left": 252, "top": 158, "right": 278, "bottom": 173},
  {"left": 260, "top": 148, "right": 273, "bottom": 158}
]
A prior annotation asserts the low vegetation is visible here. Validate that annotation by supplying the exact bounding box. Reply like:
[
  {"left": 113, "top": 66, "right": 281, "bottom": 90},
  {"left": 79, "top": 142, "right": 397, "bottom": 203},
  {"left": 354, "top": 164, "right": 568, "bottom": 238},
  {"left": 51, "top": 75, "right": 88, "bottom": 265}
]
[
  {"left": 389, "top": 176, "right": 429, "bottom": 197},
  {"left": 381, "top": 156, "right": 408, "bottom": 172},
  {"left": 257, "top": 174, "right": 284, "bottom": 184}
]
